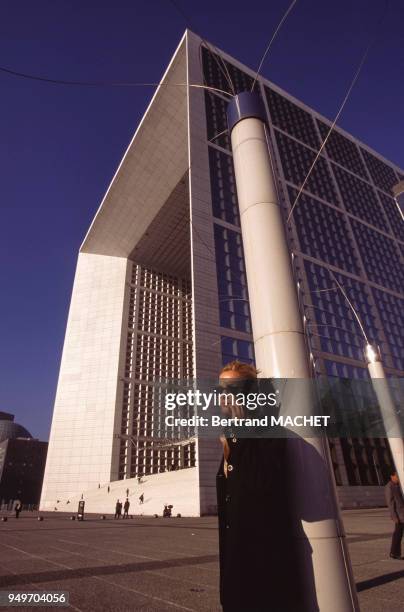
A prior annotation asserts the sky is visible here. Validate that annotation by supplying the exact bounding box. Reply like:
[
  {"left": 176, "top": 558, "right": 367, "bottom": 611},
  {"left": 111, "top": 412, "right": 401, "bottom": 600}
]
[{"left": 0, "top": 0, "right": 403, "bottom": 441}]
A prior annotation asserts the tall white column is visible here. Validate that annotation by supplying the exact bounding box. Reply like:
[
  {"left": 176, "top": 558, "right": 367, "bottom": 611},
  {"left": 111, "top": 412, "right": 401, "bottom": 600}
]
[
  {"left": 365, "top": 344, "right": 404, "bottom": 494},
  {"left": 227, "top": 92, "right": 359, "bottom": 611}
]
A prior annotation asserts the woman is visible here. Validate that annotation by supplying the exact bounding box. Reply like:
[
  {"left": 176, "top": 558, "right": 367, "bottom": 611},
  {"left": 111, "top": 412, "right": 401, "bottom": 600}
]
[{"left": 216, "top": 360, "right": 312, "bottom": 612}]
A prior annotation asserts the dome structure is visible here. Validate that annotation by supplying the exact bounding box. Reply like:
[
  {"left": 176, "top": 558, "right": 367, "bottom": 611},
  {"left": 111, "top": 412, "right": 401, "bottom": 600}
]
[{"left": 0, "top": 413, "right": 32, "bottom": 443}]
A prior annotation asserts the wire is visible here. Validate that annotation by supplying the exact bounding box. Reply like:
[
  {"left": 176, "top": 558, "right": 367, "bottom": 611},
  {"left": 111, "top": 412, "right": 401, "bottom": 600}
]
[
  {"left": 218, "top": 298, "right": 248, "bottom": 302},
  {"left": 250, "top": 0, "right": 299, "bottom": 92},
  {"left": 190, "top": 222, "right": 216, "bottom": 259},
  {"left": 393, "top": 196, "right": 404, "bottom": 222},
  {"left": 308, "top": 286, "right": 338, "bottom": 294},
  {"left": 305, "top": 322, "right": 363, "bottom": 337},
  {"left": 287, "top": 0, "right": 390, "bottom": 224},
  {"left": 166, "top": 0, "right": 236, "bottom": 95},
  {"left": 326, "top": 270, "right": 369, "bottom": 343},
  {"left": 209, "top": 128, "right": 229, "bottom": 143},
  {"left": 0, "top": 65, "right": 233, "bottom": 96}
]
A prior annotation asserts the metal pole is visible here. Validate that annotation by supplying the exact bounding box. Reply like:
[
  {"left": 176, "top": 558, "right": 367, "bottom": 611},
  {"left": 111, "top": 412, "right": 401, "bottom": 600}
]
[
  {"left": 227, "top": 92, "right": 359, "bottom": 611},
  {"left": 365, "top": 344, "right": 404, "bottom": 494}
]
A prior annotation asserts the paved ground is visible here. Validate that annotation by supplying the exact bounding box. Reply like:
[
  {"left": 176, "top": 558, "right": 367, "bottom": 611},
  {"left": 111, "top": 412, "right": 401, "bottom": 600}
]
[{"left": 0, "top": 509, "right": 403, "bottom": 611}]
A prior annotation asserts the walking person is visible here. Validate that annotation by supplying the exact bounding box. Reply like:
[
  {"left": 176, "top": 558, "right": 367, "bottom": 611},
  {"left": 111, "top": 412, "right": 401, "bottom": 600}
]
[
  {"left": 126, "top": 488, "right": 129, "bottom": 497},
  {"left": 139, "top": 493, "right": 144, "bottom": 505},
  {"left": 15, "top": 501, "right": 22, "bottom": 519},
  {"left": 114, "top": 500, "right": 122, "bottom": 519},
  {"left": 385, "top": 470, "right": 404, "bottom": 559},
  {"left": 123, "top": 498, "right": 130, "bottom": 519}
]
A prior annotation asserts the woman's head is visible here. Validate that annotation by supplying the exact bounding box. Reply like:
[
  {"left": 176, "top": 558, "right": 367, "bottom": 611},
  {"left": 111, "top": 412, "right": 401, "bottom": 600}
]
[
  {"left": 218, "top": 361, "right": 259, "bottom": 418},
  {"left": 220, "top": 360, "right": 258, "bottom": 383}
]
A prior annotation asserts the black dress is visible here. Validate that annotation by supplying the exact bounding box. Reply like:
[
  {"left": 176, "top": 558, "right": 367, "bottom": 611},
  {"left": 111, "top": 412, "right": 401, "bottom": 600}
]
[{"left": 217, "top": 436, "right": 318, "bottom": 612}]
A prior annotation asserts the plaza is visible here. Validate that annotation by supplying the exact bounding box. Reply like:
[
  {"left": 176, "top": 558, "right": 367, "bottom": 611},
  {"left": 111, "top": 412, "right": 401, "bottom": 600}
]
[{"left": 0, "top": 509, "right": 403, "bottom": 611}]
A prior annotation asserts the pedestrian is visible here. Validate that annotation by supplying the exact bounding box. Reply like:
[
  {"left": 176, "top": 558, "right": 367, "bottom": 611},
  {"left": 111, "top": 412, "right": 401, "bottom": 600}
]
[
  {"left": 139, "top": 493, "right": 144, "bottom": 504},
  {"left": 385, "top": 470, "right": 404, "bottom": 559},
  {"left": 15, "top": 501, "right": 22, "bottom": 519},
  {"left": 123, "top": 498, "right": 130, "bottom": 518},
  {"left": 163, "top": 504, "right": 172, "bottom": 517},
  {"left": 216, "top": 360, "right": 316, "bottom": 612},
  {"left": 98, "top": 483, "right": 100, "bottom": 489},
  {"left": 107, "top": 485, "right": 110, "bottom": 493},
  {"left": 126, "top": 488, "right": 129, "bottom": 497},
  {"left": 114, "top": 500, "right": 122, "bottom": 519}
]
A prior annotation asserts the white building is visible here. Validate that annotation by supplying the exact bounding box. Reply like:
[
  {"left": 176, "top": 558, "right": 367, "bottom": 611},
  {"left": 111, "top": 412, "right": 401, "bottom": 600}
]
[{"left": 40, "top": 30, "right": 404, "bottom": 515}]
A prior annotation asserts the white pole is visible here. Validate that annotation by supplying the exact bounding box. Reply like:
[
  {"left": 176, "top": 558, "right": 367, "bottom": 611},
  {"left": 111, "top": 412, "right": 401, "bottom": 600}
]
[
  {"left": 365, "top": 344, "right": 404, "bottom": 494},
  {"left": 227, "top": 92, "right": 359, "bottom": 611}
]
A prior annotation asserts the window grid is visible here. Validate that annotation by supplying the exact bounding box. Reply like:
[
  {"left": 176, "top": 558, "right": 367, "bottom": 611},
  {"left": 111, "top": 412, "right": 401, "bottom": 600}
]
[
  {"left": 377, "top": 190, "right": 404, "bottom": 242},
  {"left": 118, "top": 264, "right": 194, "bottom": 480},
  {"left": 288, "top": 186, "right": 360, "bottom": 275},
  {"left": 213, "top": 224, "right": 251, "bottom": 333},
  {"left": 351, "top": 220, "right": 404, "bottom": 293},
  {"left": 317, "top": 120, "right": 367, "bottom": 179},
  {"left": 362, "top": 148, "right": 399, "bottom": 194},
  {"left": 275, "top": 130, "right": 338, "bottom": 205},
  {"left": 209, "top": 147, "right": 240, "bottom": 226},
  {"left": 266, "top": 86, "right": 320, "bottom": 149},
  {"left": 333, "top": 164, "right": 388, "bottom": 232}
]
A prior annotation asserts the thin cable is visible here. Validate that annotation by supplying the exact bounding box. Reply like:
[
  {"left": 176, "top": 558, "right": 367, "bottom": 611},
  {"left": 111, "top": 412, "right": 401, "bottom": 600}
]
[
  {"left": 327, "top": 270, "right": 369, "bottom": 343},
  {"left": 308, "top": 286, "right": 338, "bottom": 294},
  {"left": 218, "top": 298, "right": 248, "bottom": 302},
  {"left": 0, "top": 65, "right": 233, "bottom": 96},
  {"left": 166, "top": 0, "right": 236, "bottom": 95},
  {"left": 189, "top": 220, "right": 216, "bottom": 258},
  {"left": 305, "top": 322, "right": 365, "bottom": 340},
  {"left": 200, "top": 37, "right": 236, "bottom": 96},
  {"left": 204, "top": 44, "right": 235, "bottom": 95},
  {"left": 250, "top": 0, "right": 299, "bottom": 92},
  {"left": 200, "top": 39, "right": 235, "bottom": 95},
  {"left": 393, "top": 196, "right": 404, "bottom": 222},
  {"left": 287, "top": 0, "right": 390, "bottom": 223},
  {"left": 209, "top": 128, "right": 229, "bottom": 143}
]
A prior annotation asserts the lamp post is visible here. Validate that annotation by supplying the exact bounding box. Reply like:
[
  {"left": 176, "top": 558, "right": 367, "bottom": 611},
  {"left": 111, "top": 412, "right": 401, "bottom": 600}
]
[
  {"left": 365, "top": 344, "right": 403, "bottom": 494},
  {"left": 227, "top": 91, "right": 359, "bottom": 611}
]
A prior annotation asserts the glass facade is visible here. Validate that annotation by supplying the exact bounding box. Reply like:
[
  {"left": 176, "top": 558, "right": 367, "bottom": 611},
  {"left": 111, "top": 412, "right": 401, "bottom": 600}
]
[
  {"left": 213, "top": 224, "right": 251, "bottom": 333},
  {"left": 302, "top": 260, "right": 383, "bottom": 363},
  {"left": 201, "top": 45, "right": 402, "bottom": 487},
  {"left": 221, "top": 337, "right": 255, "bottom": 366},
  {"left": 317, "top": 119, "right": 367, "bottom": 179}
]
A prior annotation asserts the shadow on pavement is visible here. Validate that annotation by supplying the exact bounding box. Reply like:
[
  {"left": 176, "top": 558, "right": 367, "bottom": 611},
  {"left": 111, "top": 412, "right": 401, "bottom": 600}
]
[
  {"left": 357, "top": 569, "right": 404, "bottom": 592},
  {"left": 0, "top": 553, "right": 219, "bottom": 588},
  {"left": 0, "top": 520, "right": 218, "bottom": 533}
]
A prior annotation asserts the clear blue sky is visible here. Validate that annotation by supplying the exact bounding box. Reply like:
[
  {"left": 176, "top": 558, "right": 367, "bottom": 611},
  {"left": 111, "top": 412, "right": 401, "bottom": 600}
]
[{"left": 1, "top": 0, "right": 403, "bottom": 441}]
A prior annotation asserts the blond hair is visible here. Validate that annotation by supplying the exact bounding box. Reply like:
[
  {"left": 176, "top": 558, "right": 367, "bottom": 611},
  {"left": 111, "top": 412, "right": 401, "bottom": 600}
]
[{"left": 220, "top": 360, "right": 259, "bottom": 379}]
